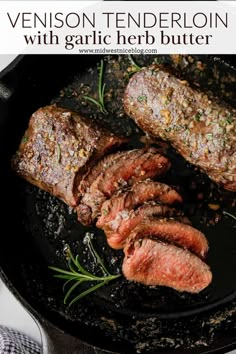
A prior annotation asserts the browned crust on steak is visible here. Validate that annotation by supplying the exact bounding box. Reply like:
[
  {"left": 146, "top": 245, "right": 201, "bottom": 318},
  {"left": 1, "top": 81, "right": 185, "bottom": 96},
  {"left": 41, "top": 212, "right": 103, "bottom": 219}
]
[
  {"left": 77, "top": 148, "right": 170, "bottom": 225},
  {"left": 97, "top": 180, "right": 182, "bottom": 229},
  {"left": 122, "top": 238, "right": 212, "bottom": 293},
  {"left": 101, "top": 203, "right": 185, "bottom": 250},
  {"left": 12, "top": 105, "right": 126, "bottom": 206},
  {"left": 126, "top": 218, "right": 208, "bottom": 259},
  {"left": 124, "top": 65, "right": 236, "bottom": 191}
]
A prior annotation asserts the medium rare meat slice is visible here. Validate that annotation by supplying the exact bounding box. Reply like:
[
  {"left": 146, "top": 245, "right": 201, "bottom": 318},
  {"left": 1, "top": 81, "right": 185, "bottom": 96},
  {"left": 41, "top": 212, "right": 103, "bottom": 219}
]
[
  {"left": 78, "top": 150, "right": 130, "bottom": 195},
  {"left": 97, "top": 180, "right": 182, "bottom": 229},
  {"left": 123, "top": 238, "right": 212, "bottom": 293},
  {"left": 124, "top": 65, "right": 236, "bottom": 191},
  {"left": 100, "top": 203, "right": 185, "bottom": 249},
  {"left": 126, "top": 219, "right": 208, "bottom": 259},
  {"left": 12, "top": 105, "right": 126, "bottom": 207},
  {"left": 77, "top": 149, "right": 145, "bottom": 225},
  {"left": 77, "top": 148, "right": 170, "bottom": 225}
]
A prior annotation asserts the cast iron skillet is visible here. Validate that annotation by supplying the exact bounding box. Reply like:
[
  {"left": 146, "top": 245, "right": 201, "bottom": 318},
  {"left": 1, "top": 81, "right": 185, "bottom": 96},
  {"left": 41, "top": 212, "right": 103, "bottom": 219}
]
[{"left": 0, "top": 54, "right": 236, "bottom": 354}]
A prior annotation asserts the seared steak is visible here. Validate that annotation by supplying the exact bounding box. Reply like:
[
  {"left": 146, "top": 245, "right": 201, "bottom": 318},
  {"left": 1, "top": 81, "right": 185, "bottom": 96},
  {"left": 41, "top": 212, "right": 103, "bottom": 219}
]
[
  {"left": 101, "top": 203, "right": 184, "bottom": 249},
  {"left": 126, "top": 218, "right": 208, "bottom": 259},
  {"left": 13, "top": 103, "right": 212, "bottom": 294},
  {"left": 79, "top": 150, "right": 130, "bottom": 195},
  {"left": 123, "top": 238, "right": 212, "bottom": 293},
  {"left": 124, "top": 65, "right": 236, "bottom": 191},
  {"left": 77, "top": 149, "right": 145, "bottom": 225},
  {"left": 12, "top": 105, "right": 126, "bottom": 206},
  {"left": 97, "top": 180, "right": 182, "bottom": 229},
  {"left": 77, "top": 148, "right": 170, "bottom": 225}
]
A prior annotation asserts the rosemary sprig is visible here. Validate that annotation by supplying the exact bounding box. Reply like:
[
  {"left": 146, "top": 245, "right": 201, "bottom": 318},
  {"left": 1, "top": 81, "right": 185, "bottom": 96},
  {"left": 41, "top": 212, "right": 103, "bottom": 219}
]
[
  {"left": 49, "top": 245, "right": 120, "bottom": 307},
  {"left": 223, "top": 211, "right": 236, "bottom": 221},
  {"left": 128, "top": 55, "right": 141, "bottom": 72},
  {"left": 127, "top": 55, "right": 142, "bottom": 77},
  {"left": 84, "top": 59, "right": 107, "bottom": 114}
]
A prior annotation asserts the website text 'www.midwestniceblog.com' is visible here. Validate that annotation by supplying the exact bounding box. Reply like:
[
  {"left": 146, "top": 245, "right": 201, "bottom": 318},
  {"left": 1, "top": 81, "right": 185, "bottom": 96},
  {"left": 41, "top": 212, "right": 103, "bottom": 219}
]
[{"left": 68, "top": 47, "right": 158, "bottom": 54}]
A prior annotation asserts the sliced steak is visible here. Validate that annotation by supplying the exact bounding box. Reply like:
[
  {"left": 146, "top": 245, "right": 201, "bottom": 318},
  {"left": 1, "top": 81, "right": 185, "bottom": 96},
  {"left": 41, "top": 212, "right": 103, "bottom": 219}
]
[
  {"left": 123, "top": 238, "right": 212, "bottom": 293},
  {"left": 12, "top": 105, "right": 126, "bottom": 206},
  {"left": 101, "top": 203, "right": 185, "bottom": 249},
  {"left": 124, "top": 65, "right": 236, "bottom": 191},
  {"left": 77, "top": 148, "right": 170, "bottom": 225},
  {"left": 126, "top": 218, "right": 208, "bottom": 259},
  {"left": 97, "top": 180, "right": 182, "bottom": 229},
  {"left": 79, "top": 150, "right": 130, "bottom": 195},
  {"left": 77, "top": 149, "right": 145, "bottom": 225}
]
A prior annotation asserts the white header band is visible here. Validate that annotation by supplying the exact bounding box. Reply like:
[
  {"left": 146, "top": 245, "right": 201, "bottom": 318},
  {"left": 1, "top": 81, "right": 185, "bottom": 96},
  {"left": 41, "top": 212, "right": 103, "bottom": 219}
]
[{"left": 0, "top": 1, "right": 236, "bottom": 54}]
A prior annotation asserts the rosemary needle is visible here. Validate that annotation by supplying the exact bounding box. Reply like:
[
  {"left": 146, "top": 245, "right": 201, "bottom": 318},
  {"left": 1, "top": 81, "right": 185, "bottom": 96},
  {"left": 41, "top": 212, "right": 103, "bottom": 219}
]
[
  {"left": 128, "top": 55, "right": 141, "bottom": 71},
  {"left": 49, "top": 245, "right": 120, "bottom": 307},
  {"left": 84, "top": 59, "right": 107, "bottom": 114},
  {"left": 127, "top": 55, "right": 142, "bottom": 76},
  {"left": 223, "top": 211, "right": 236, "bottom": 221}
]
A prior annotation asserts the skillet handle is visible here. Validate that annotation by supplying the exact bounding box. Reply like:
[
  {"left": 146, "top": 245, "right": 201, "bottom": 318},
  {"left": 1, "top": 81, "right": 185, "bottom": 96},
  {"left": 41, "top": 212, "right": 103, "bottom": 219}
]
[{"left": 38, "top": 319, "right": 113, "bottom": 354}]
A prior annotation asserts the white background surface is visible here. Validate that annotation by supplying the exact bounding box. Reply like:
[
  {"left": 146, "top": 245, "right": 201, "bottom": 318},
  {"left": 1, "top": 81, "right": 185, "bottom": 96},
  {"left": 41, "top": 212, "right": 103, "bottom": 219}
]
[
  {"left": 1, "top": 1, "right": 236, "bottom": 55},
  {"left": 0, "top": 279, "right": 41, "bottom": 345},
  {"left": 0, "top": 55, "right": 17, "bottom": 72}
]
